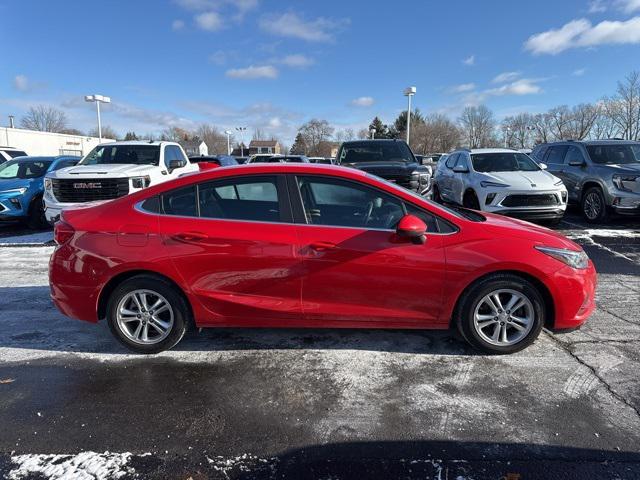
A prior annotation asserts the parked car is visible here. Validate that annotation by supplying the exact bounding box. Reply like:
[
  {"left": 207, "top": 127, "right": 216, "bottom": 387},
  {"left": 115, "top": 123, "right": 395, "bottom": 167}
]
[
  {"left": 234, "top": 156, "right": 249, "bottom": 164},
  {"left": 50, "top": 163, "right": 595, "bottom": 355},
  {"left": 308, "top": 157, "right": 335, "bottom": 164},
  {"left": 433, "top": 148, "right": 568, "bottom": 223},
  {"left": 43, "top": 141, "right": 197, "bottom": 225},
  {"left": 247, "top": 154, "right": 282, "bottom": 163},
  {"left": 189, "top": 155, "right": 238, "bottom": 171},
  {"left": 250, "top": 155, "right": 310, "bottom": 163},
  {"left": 531, "top": 139, "right": 640, "bottom": 222},
  {"left": 0, "top": 146, "right": 28, "bottom": 164},
  {"left": 337, "top": 139, "right": 431, "bottom": 195},
  {"left": 0, "top": 155, "right": 79, "bottom": 228}
]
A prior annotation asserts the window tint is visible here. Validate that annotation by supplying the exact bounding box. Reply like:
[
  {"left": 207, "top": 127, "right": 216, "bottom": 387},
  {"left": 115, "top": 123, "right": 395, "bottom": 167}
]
[
  {"left": 404, "top": 203, "right": 438, "bottom": 233},
  {"left": 165, "top": 146, "right": 187, "bottom": 164},
  {"left": 586, "top": 144, "right": 640, "bottom": 165},
  {"left": 471, "top": 152, "right": 539, "bottom": 172},
  {"left": 81, "top": 145, "right": 160, "bottom": 166},
  {"left": 198, "top": 176, "right": 280, "bottom": 222},
  {"left": 297, "top": 176, "right": 404, "bottom": 229},
  {"left": 339, "top": 141, "right": 414, "bottom": 164},
  {"left": 545, "top": 146, "right": 569, "bottom": 165},
  {"left": 564, "top": 146, "right": 585, "bottom": 165},
  {"left": 454, "top": 155, "right": 468, "bottom": 169},
  {"left": 162, "top": 186, "right": 197, "bottom": 217},
  {"left": 141, "top": 196, "right": 161, "bottom": 213},
  {"left": 445, "top": 153, "right": 459, "bottom": 168},
  {"left": 54, "top": 160, "right": 78, "bottom": 170},
  {"left": 531, "top": 146, "right": 547, "bottom": 162},
  {"left": 0, "top": 160, "right": 52, "bottom": 179}
]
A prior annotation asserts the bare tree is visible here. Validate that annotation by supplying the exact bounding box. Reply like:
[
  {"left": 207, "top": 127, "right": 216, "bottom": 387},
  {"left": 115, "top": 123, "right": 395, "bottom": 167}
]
[
  {"left": 299, "top": 119, "right": 335, "bottom": 156},
  {"left": 334, "top": 128, "right": 356, "bottom": 143},
  {"left": 161, "top": 126, "right": 191, "bottom": 142},
  {"left": 88, "top": 125, "right": 118, "bottom": 140},
  {"left": 501, "top": 113, "right": 536, "bottom": 148},
  {"left": 357, "top": 128, "right": 370, "bottom": 139},
  {"left": 603, "top": 71, "right": 640, "bottom": 140},
  {"left": 532, "top": 112, "right": 555, "bottom": 144},
  {"left": 567, "top": 103, "right": 599, "bottom": 140},
  {"left": 196, "top": 124, "right": 228, "bottom": 154},
  {"left": 590, "top": 100, "right": 621, "bottom": 139},
  {"left": 21, "top": 105, "right": 68, "bottom": 132},
  {"left": 458, "top": 105, "right": 496, "bottom": 148},
  {"left": 412, "top": 114, "right": 460, "bottom": 154},
  {"left": 252, "top": 128, "right": 266, "bottom": 140}
]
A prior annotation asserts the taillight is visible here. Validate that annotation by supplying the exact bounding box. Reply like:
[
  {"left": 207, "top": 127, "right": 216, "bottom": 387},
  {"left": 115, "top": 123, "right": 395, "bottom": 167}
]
[{"left": 54, "top": 221, "right": 75, "bottom": 245}]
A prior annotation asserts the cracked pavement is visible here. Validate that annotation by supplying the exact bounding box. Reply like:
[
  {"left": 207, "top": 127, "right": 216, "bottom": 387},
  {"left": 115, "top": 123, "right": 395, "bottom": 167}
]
[{"left": 0, "top": 210, "right": 639, "bottom": 479}]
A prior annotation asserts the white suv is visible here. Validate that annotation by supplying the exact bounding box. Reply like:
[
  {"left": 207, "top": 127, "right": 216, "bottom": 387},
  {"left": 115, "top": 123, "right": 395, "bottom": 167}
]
[
  {"left": 433, "top": 148, "right": 568, "bottom": 223},
  {"left": 0, "top": 146, "right": 28, "bottom": 164},
  {"left": 44, "top": 141, "right": 198, "bottom": 224}
]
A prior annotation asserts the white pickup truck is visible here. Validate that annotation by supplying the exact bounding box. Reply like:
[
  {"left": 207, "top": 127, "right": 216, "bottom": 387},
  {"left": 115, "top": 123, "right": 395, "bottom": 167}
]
[{"left": 43, "top": 140, "right": 198, "bottom": 224}]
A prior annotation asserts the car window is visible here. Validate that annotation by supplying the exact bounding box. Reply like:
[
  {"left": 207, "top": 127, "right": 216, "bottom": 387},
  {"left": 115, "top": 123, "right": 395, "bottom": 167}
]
[
  {"left": 297, "top": 176, "right": 405, "bottom": 230},
  {"left": 6, "top": 150, "right": 27, "bottom": 158},
  {"left": 81, "top": 145, "right": 160, "bottom": 166},
  {"left": 0, "top": 160, "right": 52, "bottom": 179},
  {"left": 564, "top": 146, "right": 585, "bottom": 165},
  {"left": 404, "top": 203, "right": 439, "bottom": 233},
  {"left": 531, "top": 146, "right": 547, "bottom": 162},
  {"left": 471, "top": 152, "right": 540, "bottom": 172},
  {"left": 545, "top": 146, "right": 568, "bottom": 165},
  {"left": 339, "top": 142, "right": 414, "bottom": 164},
  {"left": 454, "top": 155, "right": 468, "bottom": 170},
  {"left": 165, "top": 146, "right": 187, "bottom": 164},
  {"left": 586, "top": 144, "right": 640, "bottom": 165},
  {"left": 54, "top": 160, "right": 78, "bottom": 170},
  {"left": 445, "top": 153, "right": 459, "bottom": 168},
  {"left": 199, "top": 176, "right": 280, "bottom": 222},
  {"left": 162, "top": 185, "right": 197, "bottom": 217}
]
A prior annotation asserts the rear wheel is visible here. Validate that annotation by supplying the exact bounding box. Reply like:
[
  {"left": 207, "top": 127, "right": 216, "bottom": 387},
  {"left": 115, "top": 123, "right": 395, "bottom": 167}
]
[
  {"left": 581, "top": 187, "right": 609, "bottom": 223},
  {"left": 455, "top": 274, "right": 545, "bottom": 354},
  {"left": 106, "top": 275, "right": 188, "bottom": 354},
  {"left": 463, "top": 190, "right": 481, "bottom": 210}
]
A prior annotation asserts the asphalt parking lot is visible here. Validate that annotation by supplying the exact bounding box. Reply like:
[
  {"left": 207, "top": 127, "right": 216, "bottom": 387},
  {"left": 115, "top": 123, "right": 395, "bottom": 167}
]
[{"left": 0, "top": 209, "right": 639, "bottom": 479}]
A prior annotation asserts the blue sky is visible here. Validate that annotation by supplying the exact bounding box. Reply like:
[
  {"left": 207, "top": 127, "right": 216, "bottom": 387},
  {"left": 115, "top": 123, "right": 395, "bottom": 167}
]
[{"left": 1, "top": 0, "right": 640, "bottom": 144}]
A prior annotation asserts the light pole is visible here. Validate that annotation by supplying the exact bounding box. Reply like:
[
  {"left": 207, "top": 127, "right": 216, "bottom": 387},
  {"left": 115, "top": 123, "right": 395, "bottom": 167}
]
[
  {"left": 224, "top": 130, "right": 233, "bottom": 155},
  {"left": 403, "top": 86, "right": 416, "bottom": 147},
  {"left": 84, "top": 94, "right": 111, "bottom": 141},
  {"left": 370, "top": 127, "right": 376, "bottom": 139},
  {"left": 235, "top": 127, "right": 247, "bottom": 156},
  {"left": 504, "top": 126, "right": 512, "bottom": 148}
]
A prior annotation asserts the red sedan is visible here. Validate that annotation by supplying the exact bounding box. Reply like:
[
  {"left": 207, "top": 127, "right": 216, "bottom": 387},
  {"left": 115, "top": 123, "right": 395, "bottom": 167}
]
[{"left": 49, "top": 164, "right": 596, "bottom": 354}]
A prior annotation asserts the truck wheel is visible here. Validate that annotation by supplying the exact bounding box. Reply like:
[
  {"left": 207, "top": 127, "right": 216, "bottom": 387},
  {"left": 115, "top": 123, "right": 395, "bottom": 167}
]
[
  {"left": 26, "top": 196, "right": 48, "bottom": 230},
  {"left": 106, "top": 275, "right": 189, "bottom": 354},
  {"left": 581, "top": 187, "right": 609, "bottom": 223}
]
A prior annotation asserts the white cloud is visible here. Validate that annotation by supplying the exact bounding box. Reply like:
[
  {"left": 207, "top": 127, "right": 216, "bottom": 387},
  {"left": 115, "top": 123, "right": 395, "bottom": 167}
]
[
  {"left": 195, "top": 11, "right": 223, "bottom": 31},
  {"left": 588, "top": 0, "right": 607, "bottom": 13},
  {"left": 350, "top": 96, "right": 375, "bottom": 107},
  {"left": 172, "top": 19, "right": 185, "bottom": 30},
  {"left": 225, "top": 65, "right": 278, "bottom": 79},
  {"left": 486, "top": 79, "right": 543, "bottom": 96},
  {"left": 268, "top": 117, "right": 282, "bottom": 128},
  {"left": 279, "top": 54, "right": 314, "bottom": 68},
  {"left": 259, "top": 12, "right": 349, "bottom": 42},
  {"left": 525, "top": 16, "right": 640, "bottom": 54},
  {"left": 492, "top": 71, "right": 521, "bottom": 84},
  {"left": 13, "top": 75, "right": 30, "bottom": 92},
  {"left": 618, "top": 0, "right": 640, "bottom": 13},
  {"left": 573, "top": 68, "right": 587, "bottom": 76},
  {"left": 447, "top": 83, "right": 476, "bottom": 93},
  {"left": 462, "top": 55, "right": 475, "bottom": 66}
]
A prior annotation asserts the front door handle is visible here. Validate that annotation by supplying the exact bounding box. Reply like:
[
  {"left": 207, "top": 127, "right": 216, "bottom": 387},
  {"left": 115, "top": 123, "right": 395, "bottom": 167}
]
[
  {"left": 172, "top": 231, "right": 209, "bottom": 242},
  {"left": 309, "top": 241, "right": 337, "bottom": 251}
]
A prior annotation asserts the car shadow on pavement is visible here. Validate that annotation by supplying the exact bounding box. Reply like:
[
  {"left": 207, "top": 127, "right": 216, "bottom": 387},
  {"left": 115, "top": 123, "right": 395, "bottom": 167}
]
[{"left": 0, "top": 286, "right": 477, "bottom": 357}]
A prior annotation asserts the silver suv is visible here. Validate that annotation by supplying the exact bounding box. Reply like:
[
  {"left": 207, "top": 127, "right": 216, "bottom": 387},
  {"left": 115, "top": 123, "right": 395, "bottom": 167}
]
[{"left": 531, "top": 140, "right": 640, "bottom": 222}]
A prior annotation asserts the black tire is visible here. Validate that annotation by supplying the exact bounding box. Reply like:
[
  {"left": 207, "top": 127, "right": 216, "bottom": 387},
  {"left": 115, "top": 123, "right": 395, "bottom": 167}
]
[
  {"left": 463, "top": 190, "right": 481, "bottom": 210},
  {"left": 455, "top": 273, "right": 545, "bottom": 354},
  {"left": 581, "top": 186, "right": 609, "bottom": 223},
  {"left": 106, "top": 274, "right": 189, "bottom": 354},
  {"left": 25, "top": 195, "right": 48, "bottom": 230},
  {"left": 432, "top": 184, "right": 443, "bottom": 204}
]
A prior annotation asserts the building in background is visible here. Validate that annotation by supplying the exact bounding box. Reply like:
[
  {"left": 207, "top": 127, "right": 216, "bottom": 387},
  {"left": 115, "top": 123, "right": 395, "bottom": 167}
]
[
  {"left": 178, "top": 139, "right": 208, "bottom": 157},
  {"left": 248, "top": 140, "right": 281, "bottom": 156},
  {"left": 0, "top": 127, "right": 113, "bottom": 157},
  {"left": 317, "top": 141, "right": 340, "bottom": 158}
]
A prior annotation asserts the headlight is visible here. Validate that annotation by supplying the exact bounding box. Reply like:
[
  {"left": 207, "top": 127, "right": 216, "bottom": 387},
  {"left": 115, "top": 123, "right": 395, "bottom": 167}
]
[
  {"left": 0, "top": 187, "right": 27, "bottom": 196},
  {"left": 131, "top": 176, "right": 151, "bottom": 189},
  {"left": 612, "top": 174, "right": 639, "bottom": 192},
  {"left": 480, "top": 181, "right": 510, "bottom": 188},
  {"left": 411, "top": 171, "right": 431, "bottom": 186},
  {"left": 44, "top": 178, "right": 52, "bottom": 190},
  {"left": 535, "top": 246, "right": 589, "bottom": 269},
  {"left": 554, "top": 179, "right": 564, "bottom": 186}
]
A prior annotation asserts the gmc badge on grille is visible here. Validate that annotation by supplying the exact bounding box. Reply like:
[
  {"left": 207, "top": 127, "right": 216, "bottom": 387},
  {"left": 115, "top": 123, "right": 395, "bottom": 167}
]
[{"left": 73, "top": 182, "right": 102, "bottom": 189}]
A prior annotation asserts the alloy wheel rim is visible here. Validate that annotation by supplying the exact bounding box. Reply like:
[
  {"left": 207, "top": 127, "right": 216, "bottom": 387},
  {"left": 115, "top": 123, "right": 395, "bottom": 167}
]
[
  {"left": 116, "top": 289, "right": 174, "bottom": 345},
  {"left": 584, "top": 192, "right": 601, "bottom": 220},
  {"left": 473, "top": 289, "right": 534, "bottom": 346}
]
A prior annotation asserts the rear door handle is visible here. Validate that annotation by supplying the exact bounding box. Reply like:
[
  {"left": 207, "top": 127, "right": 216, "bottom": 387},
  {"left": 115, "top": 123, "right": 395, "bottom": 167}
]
[
  {"left": 309, "top": 241, "right": 337, "bottom": 251},
  {"left": 172, "top": 231, "right": 209, "bottom": 242}
]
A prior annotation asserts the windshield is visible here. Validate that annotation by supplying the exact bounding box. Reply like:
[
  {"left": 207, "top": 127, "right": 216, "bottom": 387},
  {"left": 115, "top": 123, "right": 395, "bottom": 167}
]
[
  {"left": 340, "top": 142, "right": 415, "bottom": 164},
  {"left": 586, "top": 144, "right": 640, "bottom": 165},
  {"left": 0, "top": 159, "right": 52, "bottom": 179},
  {"left": 471, "top": 152, "right": 539, "bottom": 172},
  {"left": 80, "top": 145, "right": 160, "bottom": 166}
]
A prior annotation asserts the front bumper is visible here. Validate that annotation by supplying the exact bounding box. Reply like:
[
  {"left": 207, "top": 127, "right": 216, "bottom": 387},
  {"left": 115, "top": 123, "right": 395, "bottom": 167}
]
[
  {"left": 43, "top": 197, "right": 76, "bottom": 225},
  {"left": 492, "top": 208, "right": 566, "bottom": 220},
  {"left": 611, "top": 192, "right": 640, "bottom": 215},
  {"left": 482, "top": 188, "right": 567, "bottom": 219},
  {"left": 0, "top": 193, "right": 28, "bottom": 220},
  {"left": 548, "top": 261, "right": 597, "bottom": 330}
]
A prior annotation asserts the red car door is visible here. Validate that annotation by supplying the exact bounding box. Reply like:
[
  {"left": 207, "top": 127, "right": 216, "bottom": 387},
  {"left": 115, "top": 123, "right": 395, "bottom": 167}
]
[
  {"left": 292, "top": 175, "right": 447, "bottom": 327},
  {"left": 158, "top": 175, "right": 303, "bottom": 325}
]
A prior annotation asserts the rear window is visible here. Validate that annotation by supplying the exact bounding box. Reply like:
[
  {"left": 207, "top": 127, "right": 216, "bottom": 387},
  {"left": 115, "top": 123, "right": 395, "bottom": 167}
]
[
  {"left": 80, "top": 145, "right": 160, "bottom": 166},
  {"left": 339, "top": 142, "right": 414, "bottom": 164},
  {"left": 586, "top": 144, "right": 640, "bottom": 165}
]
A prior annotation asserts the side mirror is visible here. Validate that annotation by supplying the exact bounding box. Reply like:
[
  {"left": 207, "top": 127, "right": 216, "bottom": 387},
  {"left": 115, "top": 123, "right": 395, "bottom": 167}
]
[
  {"left": 452, "top": 165, "right": 469, "bottom": 173},
  {"left": 396, "top": 214, "right": 427, "bottom": 245},
  {"left": 568, "top": 159, "right": 585, "bottom": 167},
  {"left": 539, "top": 163, "right": 548, "bottom": 170},
  {"left": 168, "top": 159, "right": 187, "bottom": 172}
]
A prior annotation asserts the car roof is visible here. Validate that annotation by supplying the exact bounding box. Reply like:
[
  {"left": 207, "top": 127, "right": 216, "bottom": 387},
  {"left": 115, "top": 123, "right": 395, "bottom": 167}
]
[
  {"left": 97, "top": 140, "right": 175, "bottom": 147},
  {"left": 8, "top": 155, "right": 78, "bottom": 161},
  {"left": 461, "top": 148, "right": 520, "bottom": 154},
  {"left": 341, "top": 139, "right": 407, "bottom": 145}
]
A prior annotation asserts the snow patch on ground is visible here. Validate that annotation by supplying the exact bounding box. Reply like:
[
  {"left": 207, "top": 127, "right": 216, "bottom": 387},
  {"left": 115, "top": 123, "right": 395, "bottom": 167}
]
[
  {"left": 0, "top": 231, "right": 54, "bottom": 246},
  {"left": 8, "top": 451, "right": 133, "bottom": 480}
]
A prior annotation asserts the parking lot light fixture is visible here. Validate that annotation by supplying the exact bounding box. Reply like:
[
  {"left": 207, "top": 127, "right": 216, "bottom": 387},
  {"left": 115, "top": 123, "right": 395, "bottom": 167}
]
[
  {"left": 84, "top": 94, "right": 111, "bottom": 142},
  {"left": 403, "top": 86, "right": 416, "bottom": 147},
  {"left": 235, "top": 126, "right": 247, "bottom": 157},
  {"left": 224, "top": 130, "right": 233, "bottom": 155}
]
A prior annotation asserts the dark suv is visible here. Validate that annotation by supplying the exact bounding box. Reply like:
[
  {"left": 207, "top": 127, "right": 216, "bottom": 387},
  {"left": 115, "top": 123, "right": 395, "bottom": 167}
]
[
  {"left": 336, "top": 139, "right": 431, "bottom": 195},
  {"left": 531, "top": 140, "right": 640, "bottom": 222}
]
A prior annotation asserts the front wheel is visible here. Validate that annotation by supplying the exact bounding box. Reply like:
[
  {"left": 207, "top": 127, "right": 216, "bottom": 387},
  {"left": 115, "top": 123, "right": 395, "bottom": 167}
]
[
  {"left": 581, "top": 187, "right": 609, "bottom": 223},
  {"left": 106, "top": 275, "right": 189, "bottom": 354},
  {"left": 455, "top": 274, "right": 545, "bottom": 354}
]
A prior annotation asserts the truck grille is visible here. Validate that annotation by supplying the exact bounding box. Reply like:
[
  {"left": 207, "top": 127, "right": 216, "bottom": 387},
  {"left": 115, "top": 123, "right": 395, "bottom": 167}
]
[
  {"left": 52, "top": 178, "right": 130, "bottom": 203},
  {"left": 501, "top": 194, "right": 559, "bottom": 207},
  {"left": 383, "top": 174, "right": 412, "bottom": 189}
]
